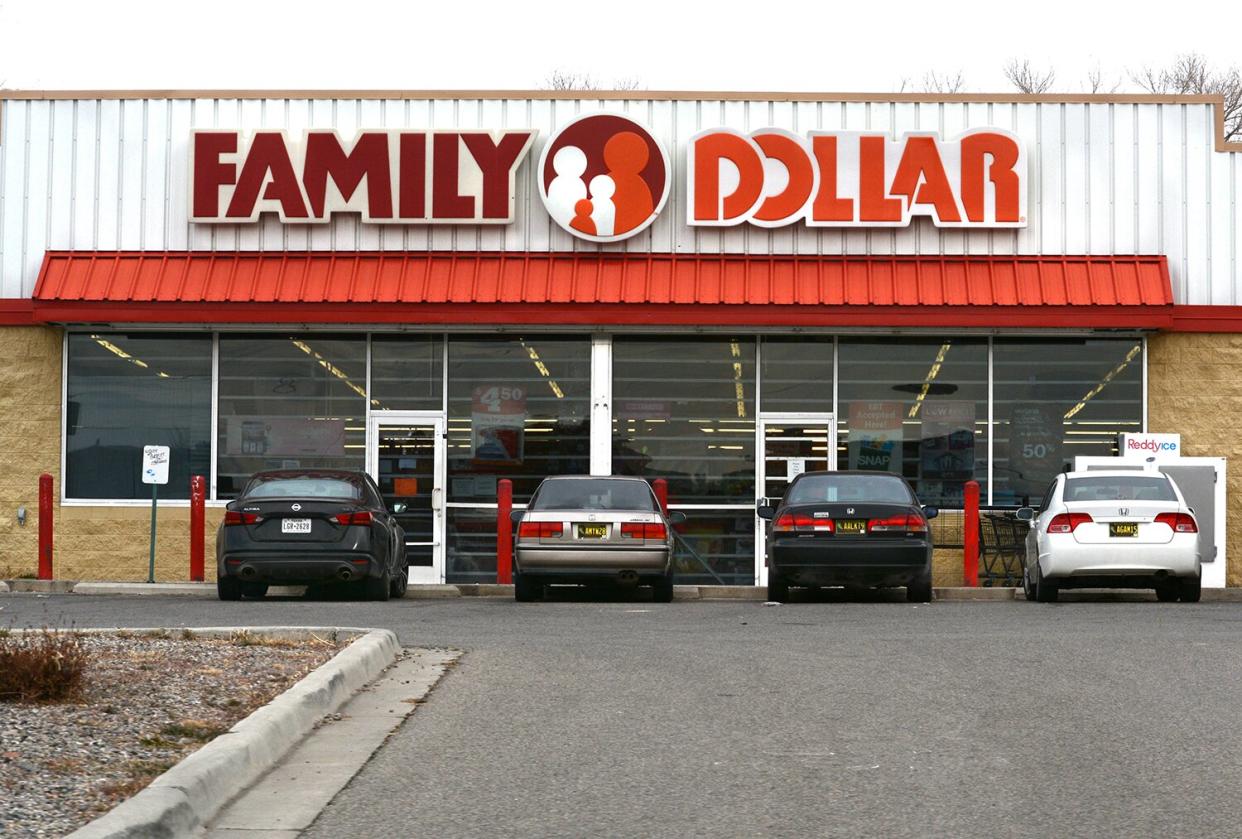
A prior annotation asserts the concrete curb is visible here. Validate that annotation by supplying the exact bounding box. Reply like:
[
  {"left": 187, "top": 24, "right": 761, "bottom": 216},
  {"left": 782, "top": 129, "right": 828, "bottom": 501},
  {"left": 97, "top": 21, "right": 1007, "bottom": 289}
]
[
  {"left": 65, "top": 626, "right": 401, "bottom": 839},
  {"left": 74, "top": 582, "right": 217, "bottom": 597},
  {"left": 935, "top": 586, "right": 1019, "bottom": 601},
  {"left": 4, "top": 578, "right": 77, "bottom": 593},
  {"left": 0, "top": 580, "right": 8, "bottom": 593}
]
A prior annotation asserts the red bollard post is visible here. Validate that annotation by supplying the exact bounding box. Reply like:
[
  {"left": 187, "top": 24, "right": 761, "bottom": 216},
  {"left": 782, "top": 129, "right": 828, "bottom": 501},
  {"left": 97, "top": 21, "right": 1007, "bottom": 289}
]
[
  {"left": 496, "top": 478, "right": 513, "bottom": 585},
  {"left": 38, "top": 473, "right": 53, "bottom": 580},
  {"left": 963, "top": 480, "right": 980, "bottom": 587},
  {"left": 653, "top": 478, "right": 669, "bottom": 516},
  {"left": 189, "top": 475, "right": 206, "bottom": 582}
]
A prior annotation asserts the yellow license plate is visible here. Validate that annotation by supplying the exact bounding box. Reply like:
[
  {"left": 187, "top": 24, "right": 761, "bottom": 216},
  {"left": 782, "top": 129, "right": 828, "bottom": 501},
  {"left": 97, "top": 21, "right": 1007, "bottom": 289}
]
[
  {"left": 1109, "top": 522, "right": 1139, "bottom": 538},
  {"left": 836, "top": 519, "right": 866, "bottom": 535},
  {"left": 577, "top": 524, "right": 608, "bottom": 539}
]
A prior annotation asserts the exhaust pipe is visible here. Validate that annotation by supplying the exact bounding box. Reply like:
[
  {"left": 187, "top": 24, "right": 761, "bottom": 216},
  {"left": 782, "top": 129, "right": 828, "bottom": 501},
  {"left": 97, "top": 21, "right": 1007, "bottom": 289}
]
[
  {"left": 618, "top": 570, "right": 639, "bottom": 586},
  {"left": 240, "top": 566, "right": 257, "bottom": 579},
  {"left": 337, "top": 566, "right": 354, "bottom": 582}
]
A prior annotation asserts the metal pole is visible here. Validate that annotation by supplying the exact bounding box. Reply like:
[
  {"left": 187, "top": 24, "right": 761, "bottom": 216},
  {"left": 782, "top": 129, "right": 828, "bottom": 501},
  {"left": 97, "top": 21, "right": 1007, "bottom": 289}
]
[
  {"left": 963, "top": 480, "right": 980, "bottom": 587},
  {"left": 148, "top": 482, "right": 158, "bottom": 584},
  {"left": 496, "top": 478, "right": 513, "bottom": 584},
  {"left": 38, "top": 473, "right": 54, "bottom": 580},
  {"left": 189, "top": 475, "right": 206, "bottom": 582}
]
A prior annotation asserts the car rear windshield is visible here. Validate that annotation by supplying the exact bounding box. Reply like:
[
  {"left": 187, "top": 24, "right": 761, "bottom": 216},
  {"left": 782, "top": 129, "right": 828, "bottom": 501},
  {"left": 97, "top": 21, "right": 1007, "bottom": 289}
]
[
  {"left": 1064, "top": 476, "right": 1177, "bottom": 502},
  {"left": 784, "top": 474, "right": 915, "bottom": 505},
  {"left": 244, "top": 476, "right": 363, "bottom": 500},
  {"left": 530, "top": 479, "right": 657, "bottom": 511}
]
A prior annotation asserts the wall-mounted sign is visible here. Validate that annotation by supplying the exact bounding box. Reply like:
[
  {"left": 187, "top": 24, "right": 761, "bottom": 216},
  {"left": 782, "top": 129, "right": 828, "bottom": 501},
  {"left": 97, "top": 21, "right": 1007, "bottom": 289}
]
[
  {"left": 1119, "top": 432, "right": 1181, "bottom": 461},
  {"left": 191, "top": 129, "right": 535, "bottom": 224},
  {"left": 686, "top": 128, "right": 1026, "bottom": 229},
  {"left": 536, "top": 113, "right": 670, "bottom": 243}
]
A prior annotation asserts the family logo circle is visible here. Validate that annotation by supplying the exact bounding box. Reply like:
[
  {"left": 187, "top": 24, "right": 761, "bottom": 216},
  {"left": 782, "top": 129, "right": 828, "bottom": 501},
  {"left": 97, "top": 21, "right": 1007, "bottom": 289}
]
[{"left": 538, "top": 113, "right": 670, "bottom": 243}]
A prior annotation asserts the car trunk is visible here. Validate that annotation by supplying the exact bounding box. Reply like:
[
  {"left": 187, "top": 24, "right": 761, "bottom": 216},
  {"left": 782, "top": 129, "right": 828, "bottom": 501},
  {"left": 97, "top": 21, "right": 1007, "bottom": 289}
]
[
  {"left": 520, "top": 510, "right": 665, "bottom": 545},
  {"left": 776, "top": 502, "right": 925, "bottom": 537},
  {"left": 1065, "top": 501, "right": 1176, "bottom": 545},
  {"left": 236, "top": 498, "right": 364, "bottom": 543}
]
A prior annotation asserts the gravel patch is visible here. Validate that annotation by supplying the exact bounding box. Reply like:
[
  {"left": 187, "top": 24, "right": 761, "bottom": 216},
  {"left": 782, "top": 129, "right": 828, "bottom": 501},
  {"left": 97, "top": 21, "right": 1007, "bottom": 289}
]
[{"left": 0, "top": 632, "right": 342, "bottom": 838}]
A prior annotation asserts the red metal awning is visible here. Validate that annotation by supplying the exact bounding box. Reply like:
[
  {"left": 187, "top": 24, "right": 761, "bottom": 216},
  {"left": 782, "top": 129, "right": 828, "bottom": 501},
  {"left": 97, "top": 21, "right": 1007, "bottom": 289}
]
[{"left": 31, "top": 251, "right": 1175, "bottom": 329}]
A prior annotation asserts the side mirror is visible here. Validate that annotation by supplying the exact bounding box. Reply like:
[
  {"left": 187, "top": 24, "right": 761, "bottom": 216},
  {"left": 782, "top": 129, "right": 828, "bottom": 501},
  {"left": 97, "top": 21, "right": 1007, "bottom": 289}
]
[
  {"left": 1015, "top": 507, "right": 1035, "bottom": 522},
  {"left": 510, "top": 509, "right": 525, "bottom": 524},
  {"left": 757, "top": 504, "right": 776, "bottom": 521},
  {"left": 922, "top": 505, "right": 939, "bottom": 520},
  {"left": 667, "top": 510, "right": 687, "bottom": 525},
  {"left": 391, "top": 502, "right": 408, "bottom": 514}
]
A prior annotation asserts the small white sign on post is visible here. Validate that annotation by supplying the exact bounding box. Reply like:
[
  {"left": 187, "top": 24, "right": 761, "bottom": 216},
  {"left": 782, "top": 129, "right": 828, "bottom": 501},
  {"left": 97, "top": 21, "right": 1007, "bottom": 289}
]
[{"left": 142, "top": 445, "right": 171, "bottom": 485}]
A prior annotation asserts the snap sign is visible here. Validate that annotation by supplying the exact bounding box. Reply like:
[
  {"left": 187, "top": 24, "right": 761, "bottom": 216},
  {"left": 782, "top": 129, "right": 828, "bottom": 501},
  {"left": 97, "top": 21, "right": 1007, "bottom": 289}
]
[{"left": 142, "top": 445, "right": 171, "bottom": 485}]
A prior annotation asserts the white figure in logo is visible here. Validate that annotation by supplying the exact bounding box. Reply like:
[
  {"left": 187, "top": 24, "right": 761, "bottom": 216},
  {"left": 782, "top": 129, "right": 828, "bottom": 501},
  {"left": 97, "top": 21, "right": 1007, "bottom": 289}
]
[
  {"left": 588, "top": 174, "right": 617, "bottom": 237},
  {"left": 546, "top": 146, "right": 588, "bottom": 228}
]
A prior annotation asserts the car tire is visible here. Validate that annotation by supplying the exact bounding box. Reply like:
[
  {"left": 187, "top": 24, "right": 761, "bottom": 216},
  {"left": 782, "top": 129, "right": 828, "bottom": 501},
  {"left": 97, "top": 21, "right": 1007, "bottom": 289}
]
[
  {"left": 1034, "top": 563, "right": 1059, "bottom": 603},
  {"left": 906, "top": 571, "right": 933, "bottom": 603},
  {"left": 1155, "top": 582, "right": 1180, "bottom": 602},
  {"left": 364, "top": 570, "right": 391, "bottom": 602},
  {"left": 652, "top": 573, "right": 675, "bottom": 603},
  {"left": 389, "top": 554, "right": 409, "bottom": 599},
  {"left": 1022, "top": 567, "right": 1036, "bottom": 602},
  {"left": 514, "top": 572, "right": 542, "bottom": 602},
  {"left": 217, "top": 576, "right": 242, "bottom": 601},
  {"left": 767, "top": 575, "right": 789, "bottom": 603},
  {"left": 241, "top": 582, "right": 268, "bottom": 599},
  {"left": 1179, "top": 575, "right": 1202, "bottom": 603}
]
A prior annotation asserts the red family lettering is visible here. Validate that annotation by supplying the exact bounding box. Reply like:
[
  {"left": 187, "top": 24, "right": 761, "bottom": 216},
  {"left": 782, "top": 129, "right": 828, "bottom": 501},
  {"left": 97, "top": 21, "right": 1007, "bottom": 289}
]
[
  {"left": 687, "top": 128, "right": 1026, "bottom": 228},
  {"left": 190, "top": 129, "right": 536, "bottom": 224}
]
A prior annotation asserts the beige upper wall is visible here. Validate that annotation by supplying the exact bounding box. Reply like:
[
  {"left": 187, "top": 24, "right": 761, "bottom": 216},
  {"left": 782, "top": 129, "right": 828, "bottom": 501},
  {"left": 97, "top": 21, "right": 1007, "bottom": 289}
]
[{"left": 0, "top": 92, "right": 1239, "bottom": 304}]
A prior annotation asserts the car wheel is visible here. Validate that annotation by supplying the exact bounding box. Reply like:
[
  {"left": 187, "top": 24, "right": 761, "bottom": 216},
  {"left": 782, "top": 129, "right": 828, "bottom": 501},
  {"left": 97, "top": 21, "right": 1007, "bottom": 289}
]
[
  {"left": 652, "top": 573, "right": 674, "bottom": 603},
  {"left": 241, "top": 582, "right": 268, "bottom": 599},
  {"left": 906, "top": 571, "right": 933, "bottom": 603},
  {"left": 767, "top": 574, "right": 789, "bottom": 603},
  {"left": 363, "top": 570, "right": 391, "bottom": 602},
  {"left": 1022, "top": 567, "right": 1036, "bottom": 602},
  {"left": 389, "top": 554, "right": 409, "bottom": 599},
  {"left": 217, "top": 576, "right": 242, "bottom": 601},
  {"left": 514, "top": 572, "right": 542, "bottom": 602},
  {"left": 1155, "top": 582, "right": 1180, "bottom": 602},
  {"left": 1179, "top": 575, "right": 1202, "bottom": 603},
  {"left": 1034, "top": 563, "right": 1059, "bottom": 603}
]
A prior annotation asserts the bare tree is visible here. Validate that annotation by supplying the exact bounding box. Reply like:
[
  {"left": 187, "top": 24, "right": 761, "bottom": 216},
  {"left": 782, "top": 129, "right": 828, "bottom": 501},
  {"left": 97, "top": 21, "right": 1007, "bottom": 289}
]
[
  {"left": 543, "top": 70, "right": 643, "bottom": 92},
  {"left": 1004, "top": 59, "right": 1056, "bottom": 94},
  {"left": 1132, "top": 53, "right": 1241, "bottom": 140},
  {"left": 920, "top": 70, "right": 966, "bottom": 94},
  {"left": 1085, "top": 65, "right": 1119, "bottom": 94}
]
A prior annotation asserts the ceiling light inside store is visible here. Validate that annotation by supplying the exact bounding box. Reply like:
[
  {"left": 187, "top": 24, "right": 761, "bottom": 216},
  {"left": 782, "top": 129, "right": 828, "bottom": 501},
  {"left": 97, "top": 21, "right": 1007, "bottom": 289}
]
[
  {"left": 522, "top": 341, "right": 564, "bottom": 399},
  {"left": 730, "top": 340, "right": 747, "bottom": 418},
  {"left": 289, "top": 340, "right": 375, "bottom": 406},
  {"left": 1063, "top": 345, "right": 1142, "bottom": 420},
  {"left": 907, "top": 342, "right": 952, "bottom": 419},
  {"left": 90, "top": 335, "right": 171, "bottom": 378}
]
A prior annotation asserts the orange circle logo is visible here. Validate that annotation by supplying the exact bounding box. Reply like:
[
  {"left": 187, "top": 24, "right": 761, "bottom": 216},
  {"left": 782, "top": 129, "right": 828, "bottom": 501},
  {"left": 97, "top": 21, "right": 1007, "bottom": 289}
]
[{"left": 538, "top": 113, "right": 670, "bottom": 243}]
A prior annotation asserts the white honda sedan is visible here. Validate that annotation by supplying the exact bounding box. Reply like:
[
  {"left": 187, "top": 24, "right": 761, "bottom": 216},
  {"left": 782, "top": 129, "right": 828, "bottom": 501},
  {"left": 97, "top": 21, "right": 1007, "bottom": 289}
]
[{"left": 1017, "top": 471, "right": 1200, "bottom": 603}]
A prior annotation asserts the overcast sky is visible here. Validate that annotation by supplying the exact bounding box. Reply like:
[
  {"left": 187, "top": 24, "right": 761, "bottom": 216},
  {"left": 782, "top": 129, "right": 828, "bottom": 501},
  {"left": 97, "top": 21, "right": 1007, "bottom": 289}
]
[{"left": 0, "top": 0, "right": 1235, "bottom": 93}]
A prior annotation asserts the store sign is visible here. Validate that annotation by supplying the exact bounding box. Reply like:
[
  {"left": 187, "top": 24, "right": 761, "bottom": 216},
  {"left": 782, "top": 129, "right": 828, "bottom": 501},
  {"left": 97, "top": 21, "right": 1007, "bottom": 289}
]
[
  {"left": 1119, "top": 433, "right": 1181, "bottom": 460},
  {"left": 686, "top": 128, "right": 1026, "bottom": 228},
  {"left": 847, "top": 401, "right": 903, "bottom": 472},
  {"left": 190, "top": 129, "right": 535, "bottom": 223}
]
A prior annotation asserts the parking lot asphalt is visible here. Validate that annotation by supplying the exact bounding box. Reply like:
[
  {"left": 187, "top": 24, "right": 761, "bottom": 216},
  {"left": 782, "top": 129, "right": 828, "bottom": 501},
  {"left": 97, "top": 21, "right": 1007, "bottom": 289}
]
[{"left": 4, "top": 590, "right": 1242, "bottom": 838}]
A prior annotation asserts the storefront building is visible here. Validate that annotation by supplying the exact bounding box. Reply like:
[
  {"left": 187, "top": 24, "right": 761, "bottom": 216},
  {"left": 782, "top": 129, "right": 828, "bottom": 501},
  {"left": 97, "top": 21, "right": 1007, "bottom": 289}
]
[{"left": 0, "top": 91, "right": 1238, "bottom": 586}]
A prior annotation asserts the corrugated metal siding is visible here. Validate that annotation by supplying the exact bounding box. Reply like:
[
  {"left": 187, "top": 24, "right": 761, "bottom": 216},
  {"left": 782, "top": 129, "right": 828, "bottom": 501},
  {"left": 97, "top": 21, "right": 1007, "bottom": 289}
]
[
  {"left": 1, "top": 97, "right": 1239, "bottom": 304},
  {"left": 34, "top": 252, "right": 1173, "bottom": 308}
]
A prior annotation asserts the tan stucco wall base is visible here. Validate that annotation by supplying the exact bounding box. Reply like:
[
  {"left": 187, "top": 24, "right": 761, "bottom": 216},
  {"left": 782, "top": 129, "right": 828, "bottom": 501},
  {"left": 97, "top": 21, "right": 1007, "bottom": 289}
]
[{"left": 1148, "top": 332, "right": 1242, "bottom": 587}]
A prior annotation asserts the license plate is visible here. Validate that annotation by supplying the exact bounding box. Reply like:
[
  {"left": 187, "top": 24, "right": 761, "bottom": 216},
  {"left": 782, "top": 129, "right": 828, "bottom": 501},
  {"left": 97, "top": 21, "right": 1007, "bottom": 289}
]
[
  {"left": 1109, "top": 522, "right": 1139, "bottom": 538},
  {"left": 577, "top": 524, "right": 608, "bottom": 539},
  {"left": 836, "top": 519, "right": 866, "bottom": 535},
  {"left": 281, "top": 518, "right": 312, "bottom": 534}
]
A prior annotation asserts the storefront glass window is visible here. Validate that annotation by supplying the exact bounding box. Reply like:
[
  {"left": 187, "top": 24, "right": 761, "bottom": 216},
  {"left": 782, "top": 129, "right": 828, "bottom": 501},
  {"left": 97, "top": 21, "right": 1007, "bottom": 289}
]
[
  {"left": 446, "top": 337, "right": 591, "bottom": 504},
  {"left": 837, "top": 338, "right": 988, "bottom": 507},
  {"left": 992, "top": 338, "right": 1143, "bottom": 506},
  {"left": 370, "top": 335, "right": 443, "bottom": 411},
  {"left": 216, "top": 335, "right": 367, "bottom": 498},
  {"left": 759, "top": 337, "right": 834, "bottom": 413},
  {"left": 65, "top": 333, "right": 212, "bottom": 500}
]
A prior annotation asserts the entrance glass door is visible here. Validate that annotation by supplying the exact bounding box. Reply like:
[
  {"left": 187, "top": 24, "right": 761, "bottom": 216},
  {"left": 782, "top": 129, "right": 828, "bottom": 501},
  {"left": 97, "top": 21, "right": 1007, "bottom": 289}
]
[
  {"left": 367, "top": 411, "right": 445, "bottom": 585},
  {"left": 755, "top": 413, "right": 836, "bottom": 585}
]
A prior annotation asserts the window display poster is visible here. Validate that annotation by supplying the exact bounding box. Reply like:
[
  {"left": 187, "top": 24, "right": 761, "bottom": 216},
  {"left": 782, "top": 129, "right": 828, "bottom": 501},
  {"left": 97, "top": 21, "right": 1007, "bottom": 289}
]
[
  {"left": 1008, "top": 404, "right": 1064, "bottom": 499},
  {"left": 471, "top": 385, "right": 526, "bottom": 463},
  {"left": 847, "top": 401, "right": 903, "bottom": 473},
  {"left": 919, "top": 401, "right": 976, "bottom": 481},
  {"left": 223, "top": 416, "right": 346, "bottom": 457}
]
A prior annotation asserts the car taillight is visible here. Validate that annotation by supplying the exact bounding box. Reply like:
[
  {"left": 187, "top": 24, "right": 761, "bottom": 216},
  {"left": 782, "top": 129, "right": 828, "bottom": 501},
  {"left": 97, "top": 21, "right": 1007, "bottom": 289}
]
[
  {"left": 867, "top": 514, "right": 928, "bottom": 534},
  {"left": 334, "top": 511, "right": 373, "bottom": 526},
  {"left": 621, "top": 523, "right": 667, "bottom": 539},
  {"left": 224, "top": 511, "right": 260, "bottom": 526},
  {"left": 773, "top": 514, "right": 833, "bottom": 533},
  {"left": 518, "top": 521, "right": 564, "bottom": 538},
  {"left": 1047, "top": 512, "right": 1093, "bottom": 533},
  {"left": 1154, "top": 512, "right": 1198, "bottom": 533}
]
